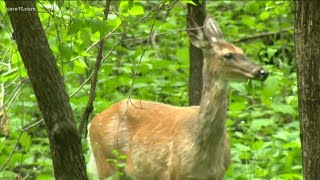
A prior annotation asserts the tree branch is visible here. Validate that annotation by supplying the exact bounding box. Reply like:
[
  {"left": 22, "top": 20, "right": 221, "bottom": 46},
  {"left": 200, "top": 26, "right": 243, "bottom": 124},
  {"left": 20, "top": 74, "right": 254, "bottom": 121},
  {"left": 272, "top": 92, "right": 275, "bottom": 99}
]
[
  {"left": 0, "top": 118, "right": 44, "bottom": 172},
  {"left": 78, "top": 0, "right": 112, "bottom": 138},
  {"left": 232, "top": 27, "right": 293, "bottom": 43}
]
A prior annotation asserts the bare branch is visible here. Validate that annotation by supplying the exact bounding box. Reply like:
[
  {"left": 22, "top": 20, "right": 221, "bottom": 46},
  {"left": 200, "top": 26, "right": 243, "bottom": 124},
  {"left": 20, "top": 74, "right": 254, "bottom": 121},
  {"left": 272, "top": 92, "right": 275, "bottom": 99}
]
[
  {"left": 78, "top": 0, "right": 112, "bottom": 138},
  {"left": 0, "top": 119, "right": 44, "bottom": 172},
  {"left": 116, "top": 1, "right": 166, "bottom": 149},
  {"left": 232, "top": 27, "right": 293, "bottom": 43}
]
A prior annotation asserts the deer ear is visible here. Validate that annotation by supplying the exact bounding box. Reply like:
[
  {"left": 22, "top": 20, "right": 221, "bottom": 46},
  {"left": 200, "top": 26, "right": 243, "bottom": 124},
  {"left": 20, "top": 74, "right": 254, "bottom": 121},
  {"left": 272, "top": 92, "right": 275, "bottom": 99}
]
[
  {"left": 187, "top": 17, "right": 210, "bottom": 48},
  {"left": 203, "top": 16, "right": 224, "bottom": 43}
]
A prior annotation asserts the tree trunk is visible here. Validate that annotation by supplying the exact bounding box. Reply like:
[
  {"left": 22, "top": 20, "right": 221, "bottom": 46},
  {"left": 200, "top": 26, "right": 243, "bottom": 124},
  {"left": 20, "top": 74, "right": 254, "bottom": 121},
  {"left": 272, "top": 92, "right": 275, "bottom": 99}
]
[
  {"left": 5, "top": 1, "right": 88, "bottom": 179},
  {"left": 294, "top": 1, "right": 320, "bottom": 179},
  {"left": 187, "top": 0, "right": 206, "bottom": 105}
]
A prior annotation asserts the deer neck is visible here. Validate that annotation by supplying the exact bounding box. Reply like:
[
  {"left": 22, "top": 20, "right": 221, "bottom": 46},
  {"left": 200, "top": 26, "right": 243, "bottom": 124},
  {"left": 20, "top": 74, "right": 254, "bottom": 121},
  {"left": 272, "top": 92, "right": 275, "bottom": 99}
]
[{"left": 193, "top": 66, "right": 229, "bottom": 152}]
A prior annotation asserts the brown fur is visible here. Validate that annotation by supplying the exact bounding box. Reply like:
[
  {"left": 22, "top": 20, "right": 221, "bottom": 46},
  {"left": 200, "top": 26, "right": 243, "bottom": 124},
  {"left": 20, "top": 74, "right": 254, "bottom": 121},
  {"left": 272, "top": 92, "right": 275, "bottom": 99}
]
[{"left": 89, "top": 100, "right": 230, "bottom": 179}]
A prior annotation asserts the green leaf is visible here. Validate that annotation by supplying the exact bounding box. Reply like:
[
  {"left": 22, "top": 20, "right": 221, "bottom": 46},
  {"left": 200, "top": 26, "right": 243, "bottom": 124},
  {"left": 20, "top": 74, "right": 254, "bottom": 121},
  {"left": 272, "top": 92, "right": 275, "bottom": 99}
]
[
  {"left": 106, "top": 159, "right": 117, "bottom": 163},
  {"left": 265, "top": 2, "right": 275, "bottom": 11},
  {"left": 112, "top": 149, "right": 119, "bottom": 156},
  {"left": 262, "top": 75, "right": 281, "bottom": 97},
  {"left": 229, "top": 102, "right": 246, "bottom": 111},
  {"left": 0, "top": 170, "right": 16, "bottom": 180},
  {"left": 250, "top": 118, "right": 274, "bottom": 131},
  {"left": 274, "top": 131, "right": 299, "bottom": 141},
  {"left": 68, "top": 18, "right": 83, "bottom": 35},
  {"left": 86, "top": 18, "right": 109, "bottom": 35},
  {"left": 283, "top": 141, "right": 301, "bottom": 149},
  {"left": 250, "top": 109, "right": 272, "bottom": 118},
  {"left": 230, "top": 82, "right": 247, "bottom": 95},
  {"left": 134, "top": 83, "right": 149, "bottom": 88},
  {"left": 20, "top": 132, "right": 31, "bottom": 151},
  {"left": 267, "top": 47, "right": 277, "bottom": 59},
  {"left": 77, "top": 50, "right": 91, "bottom": 57},
  {"left": 107, "top": 17, "right": 122, "bottom": 30},
  {"left": 251, "top": 141, "right": 264, "bottom": 151},
  {"left": 139, "top": 63, "right": 152, "bottom": 74},
  {"left": 272, "top": 104, "right": 296, "bottom": 115},
  {"left": 1, "top": 67, "right": 18, "bottom": 82},
  {"left": 128, "top": 5, "right": 145, "bottom": 16},
  {"left": 73, "top": 60, "right": 87, "bottom": 74},
  {"left": 260, "top": 11, "right": 270, "bottom": 20},
  {"left": 241, "top": 16, "right": 255, "bottom": 27},
  {"left": 119, "top": 1, "right": 129, "bottom": 13},
  {"left": 153, "top": 60, "right": 172, "bottom": 69},
  {"left": 233, "top": 143, "right": 250, "bottom": 151},
  {"left": 254, "top": 168, "right": 268, "bottom": 177},
  {"left": 176, "top": 48, "right": 189, "bottom": 63},
  {"left": 119, "top": 155, "right": 127, "bottom": 160},
  {"left": 171, "top": 81, "right": 185, "bottom": 87},
  {"left": 117, "top": 163, "right": 126, "bottom": 168},
  {"left": 60, "top": 44, "right": 73, "bottom": 60},
  {"left": 128, "top": 0, "right": 134, "bottom": 9},
  {"left": 74, "top": 60, "right": 87, "bottom": 68},
  {"left": 37, "top": 175, "right": 55, "bottom": 180},
  {"left": 118, "top": 172, "right": 125, "bottom": 177},
  {"left": 181, "top": 0, "right": 197, "bottom": 6},
  {"left": 57, "top": 0, "right": 64, "bottom": 8}
]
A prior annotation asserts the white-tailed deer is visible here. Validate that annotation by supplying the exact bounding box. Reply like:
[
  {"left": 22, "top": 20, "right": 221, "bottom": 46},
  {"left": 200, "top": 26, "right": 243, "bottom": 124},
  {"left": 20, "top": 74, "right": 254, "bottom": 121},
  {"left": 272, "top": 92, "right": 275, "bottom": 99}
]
[{"left": 88, "top": 16, "right": 268, "bottom": 180}]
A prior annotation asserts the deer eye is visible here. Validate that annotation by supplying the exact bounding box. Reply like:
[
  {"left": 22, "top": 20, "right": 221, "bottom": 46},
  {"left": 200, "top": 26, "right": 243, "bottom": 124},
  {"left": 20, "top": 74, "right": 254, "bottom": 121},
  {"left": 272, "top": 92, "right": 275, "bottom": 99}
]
[{"left": 223, "top": 53, "right": 234, "bottom": 60}]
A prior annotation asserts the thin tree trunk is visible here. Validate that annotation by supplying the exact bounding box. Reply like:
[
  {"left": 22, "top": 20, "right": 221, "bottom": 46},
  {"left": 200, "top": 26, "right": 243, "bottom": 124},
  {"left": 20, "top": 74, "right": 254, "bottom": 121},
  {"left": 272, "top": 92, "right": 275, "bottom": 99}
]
[
  {"left": 187, "top": 0, "right": 206, "bottom": 105},
  {"left": 5, "top": 1, "right": 88, "bottom": 179},
  {"left": 294, "top": 1, "right": 320, "bottom": 179}
]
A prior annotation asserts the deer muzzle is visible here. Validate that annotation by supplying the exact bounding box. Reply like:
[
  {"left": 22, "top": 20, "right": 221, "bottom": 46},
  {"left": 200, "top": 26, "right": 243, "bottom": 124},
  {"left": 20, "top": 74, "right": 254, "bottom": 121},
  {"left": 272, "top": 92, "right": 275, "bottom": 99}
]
[{"left": 256, "top": 68, "right": 269, "bottom": 81}]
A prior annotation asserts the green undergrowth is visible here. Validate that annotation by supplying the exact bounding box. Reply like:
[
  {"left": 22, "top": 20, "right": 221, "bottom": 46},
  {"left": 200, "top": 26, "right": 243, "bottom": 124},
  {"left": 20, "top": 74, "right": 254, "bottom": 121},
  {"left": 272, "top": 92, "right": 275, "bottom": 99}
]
[{"left": 0, "top": 1, "right": 300, "bottom": 179}]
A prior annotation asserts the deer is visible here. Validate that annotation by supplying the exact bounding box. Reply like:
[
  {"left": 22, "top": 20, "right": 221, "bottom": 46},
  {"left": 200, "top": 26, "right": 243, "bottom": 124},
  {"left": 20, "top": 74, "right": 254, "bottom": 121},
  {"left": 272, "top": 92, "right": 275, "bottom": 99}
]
[{"left": 88, "top": 16, "right": 269, "bottom": 180}]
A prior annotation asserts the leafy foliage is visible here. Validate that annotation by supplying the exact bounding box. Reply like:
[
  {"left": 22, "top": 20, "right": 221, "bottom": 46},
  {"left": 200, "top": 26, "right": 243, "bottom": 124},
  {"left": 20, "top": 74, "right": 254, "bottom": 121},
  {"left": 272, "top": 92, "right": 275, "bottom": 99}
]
[{"left": 0, "top": 1, "right": 299, "bottom": 179}]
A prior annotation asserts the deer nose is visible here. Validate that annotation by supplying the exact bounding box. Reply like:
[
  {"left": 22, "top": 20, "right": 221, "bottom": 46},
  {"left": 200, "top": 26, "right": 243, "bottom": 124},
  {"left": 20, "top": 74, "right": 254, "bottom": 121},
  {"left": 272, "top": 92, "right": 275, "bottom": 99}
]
[{"left": 257, "top": 68, "right": 269, "bottom": 81}]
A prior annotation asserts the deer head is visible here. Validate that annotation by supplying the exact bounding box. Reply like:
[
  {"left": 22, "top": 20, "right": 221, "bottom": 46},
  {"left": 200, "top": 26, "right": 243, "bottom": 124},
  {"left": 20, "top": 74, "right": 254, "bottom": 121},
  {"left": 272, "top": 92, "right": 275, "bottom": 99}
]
[{"left": 187, "top": 16, "right": 268, "bottom": 82}]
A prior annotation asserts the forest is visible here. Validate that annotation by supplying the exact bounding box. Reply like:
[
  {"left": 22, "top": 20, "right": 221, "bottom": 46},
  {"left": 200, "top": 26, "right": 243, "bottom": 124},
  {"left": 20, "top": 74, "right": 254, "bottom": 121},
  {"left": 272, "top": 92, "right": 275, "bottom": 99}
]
[{"left": 0, "top": 0, "right": 315, "bottom": 179}]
